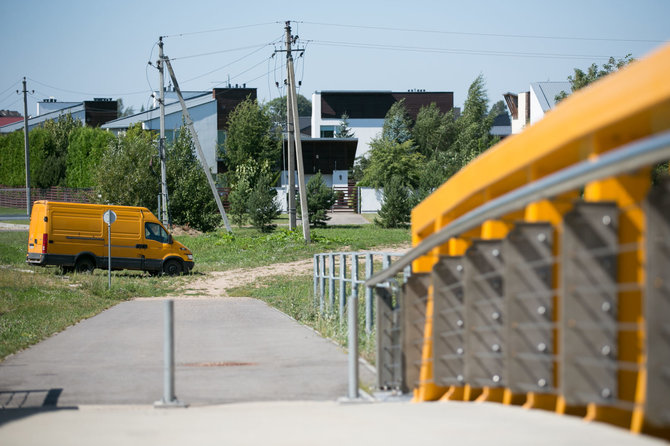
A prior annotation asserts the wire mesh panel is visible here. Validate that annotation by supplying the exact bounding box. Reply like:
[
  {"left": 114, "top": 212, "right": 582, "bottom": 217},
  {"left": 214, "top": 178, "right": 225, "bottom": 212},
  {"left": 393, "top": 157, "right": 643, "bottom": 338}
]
[
  {"left": 402, "top": 273, "right": 430, "bottom": 391},
  {"left": 432, "top": 256, "right": 466, "bottom": 387},
  {"left": 504, "top": 223, "right": 555, "bottom": 394},
  {"left": 376, "top": 287, "right": 406, "bottom": 391},
  {"left": 464, "top": 240, "right": 506, "bottom": 388},
  {"left": 644, "top": 179, "right": 670, "bottom": 426},
  {"left": 561, "top": 201, "right": 618, "bottom": 405}
]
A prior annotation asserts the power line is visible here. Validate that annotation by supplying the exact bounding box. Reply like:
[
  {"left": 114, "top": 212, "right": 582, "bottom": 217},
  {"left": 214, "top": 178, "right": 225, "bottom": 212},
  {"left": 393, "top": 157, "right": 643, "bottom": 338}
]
[
  {"left": 162, "top": 22, "right": 276, "bottom": 39},
  {"left": 26, "top": 77, "right": 147, "bottom": 97},
  {"left": 307, "top": 39, "right": 619, "bottom": 60},
  {"left": 170, "top": 42, "right": 277, "bottom": 61},
  {"left": 301, "top": 21, "right": 667, "bottom": 44}
]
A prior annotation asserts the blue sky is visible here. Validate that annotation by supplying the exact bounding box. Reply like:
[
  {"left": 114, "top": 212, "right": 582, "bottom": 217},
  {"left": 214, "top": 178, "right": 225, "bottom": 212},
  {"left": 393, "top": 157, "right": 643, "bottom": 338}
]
[{"left": 1, "top": 0, "right": 668, "bottom": 117}]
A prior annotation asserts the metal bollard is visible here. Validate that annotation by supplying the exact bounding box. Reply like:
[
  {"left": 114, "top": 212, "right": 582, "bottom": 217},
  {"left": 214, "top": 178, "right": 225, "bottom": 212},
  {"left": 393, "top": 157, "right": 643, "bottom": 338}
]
[
  {"left": 339, "top": 253, "right": 347, "bottom": 322},
  {"left": 154, "top": 299, "right": 185, "bottom": 408}
]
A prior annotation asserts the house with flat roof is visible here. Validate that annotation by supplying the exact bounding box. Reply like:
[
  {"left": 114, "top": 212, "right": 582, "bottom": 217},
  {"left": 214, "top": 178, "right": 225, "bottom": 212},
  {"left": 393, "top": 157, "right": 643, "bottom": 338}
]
[{"left": 311, "top": 90, "right": 454, "bottom": 159}]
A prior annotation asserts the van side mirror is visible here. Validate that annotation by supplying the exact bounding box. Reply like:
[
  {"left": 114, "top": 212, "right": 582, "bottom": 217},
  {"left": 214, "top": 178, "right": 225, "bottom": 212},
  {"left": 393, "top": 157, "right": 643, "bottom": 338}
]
[{"left": 168, "top": 234, "right": 173, "bottom": 244}]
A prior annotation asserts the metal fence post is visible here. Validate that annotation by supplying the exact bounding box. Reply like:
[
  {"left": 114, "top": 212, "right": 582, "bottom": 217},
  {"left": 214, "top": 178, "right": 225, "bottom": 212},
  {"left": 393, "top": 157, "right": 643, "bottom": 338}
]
[
  {"left": 348, "top": 254, "right": 359, "bottom": 399},
  {"left": 319, "top": 255, "right": 325, "bottom": 313},
  {"left": 329, "top": 254, "right": 336, "bottom": 312},
  {"left": 365, "top": 253, "right": 374, "bottom": 333},
  {"left": 313, "top": 255, "right": 318, "bottom": 305},
  {"left": 339, "top": 253, "right": 347, "bottom": 322}
]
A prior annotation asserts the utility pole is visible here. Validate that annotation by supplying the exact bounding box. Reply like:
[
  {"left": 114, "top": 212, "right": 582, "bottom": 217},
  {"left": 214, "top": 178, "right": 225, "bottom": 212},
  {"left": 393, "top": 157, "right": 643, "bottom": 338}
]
[
  {"left": 285, "top": 25, "right": 296, "bottom": 230},
  {"left": 285, "top": 21, "right": 311, "bottom": 243},
  {"left": 163, "top": 56, "right": 233, "bottom": 233},
  {"left": 21, "top": 77, "right": 31, "bottom": 217},
  {"left": 157, "top": 37, "right": 169, "bottom": 227}
]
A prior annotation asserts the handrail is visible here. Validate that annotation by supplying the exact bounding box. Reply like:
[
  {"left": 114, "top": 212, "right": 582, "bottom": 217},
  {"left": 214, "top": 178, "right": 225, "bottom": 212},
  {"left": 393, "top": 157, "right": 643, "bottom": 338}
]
[{"left": 366, "top": 130, "right": 670, "bottom": 287}]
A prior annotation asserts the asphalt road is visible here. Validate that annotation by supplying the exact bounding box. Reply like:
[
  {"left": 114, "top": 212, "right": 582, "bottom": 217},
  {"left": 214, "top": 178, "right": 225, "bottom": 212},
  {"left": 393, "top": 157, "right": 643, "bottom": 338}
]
[{"left": 0, "top": 297, "right": 374, "bottom": 407}]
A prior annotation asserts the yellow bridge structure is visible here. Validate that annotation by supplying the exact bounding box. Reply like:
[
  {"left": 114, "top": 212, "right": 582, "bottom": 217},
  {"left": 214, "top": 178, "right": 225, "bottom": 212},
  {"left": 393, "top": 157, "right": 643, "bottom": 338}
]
[{"left": 366, "top": 43, "right": 670, "bottom": 440}]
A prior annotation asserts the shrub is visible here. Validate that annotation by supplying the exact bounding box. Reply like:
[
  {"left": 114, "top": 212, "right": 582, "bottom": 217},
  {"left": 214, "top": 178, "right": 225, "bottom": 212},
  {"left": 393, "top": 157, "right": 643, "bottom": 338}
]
[
  {"left": 299, "top": 172, "right": 335, "bottom": 227},
  {"left": 375, "top": 176, "right": 412, "bottom": 228},
  {"left": 247, "top": 172, "right": 280, "bottom": 233}
]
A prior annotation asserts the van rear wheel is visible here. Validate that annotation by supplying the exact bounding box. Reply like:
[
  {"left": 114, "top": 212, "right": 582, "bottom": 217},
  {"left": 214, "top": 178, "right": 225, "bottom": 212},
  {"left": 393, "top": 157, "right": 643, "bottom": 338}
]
[
  {"left": 163, "top": 259, "right": 182, "bottom": 276},
  {"left": 75, "top": 257, "right": 94, "bottom": 274}
]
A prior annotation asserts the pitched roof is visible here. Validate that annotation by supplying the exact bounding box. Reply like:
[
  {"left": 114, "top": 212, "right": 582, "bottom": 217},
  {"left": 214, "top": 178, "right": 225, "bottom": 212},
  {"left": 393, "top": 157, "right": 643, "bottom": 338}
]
[{"left": 530, "top": 82, "right": 571, "bottom": 113}]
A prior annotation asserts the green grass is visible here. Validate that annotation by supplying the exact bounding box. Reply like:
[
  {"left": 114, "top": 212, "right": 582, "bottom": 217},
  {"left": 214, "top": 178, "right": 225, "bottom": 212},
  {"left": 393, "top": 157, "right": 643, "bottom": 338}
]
[
  {"left": 0, "top": 206, "right": 27, "bottom": 216},
  {"left": 179, "top": 225, "right": 410, "bottom": 272},
  {"left": 226, "top": 273, "right": 376, "bottom": 364},
  {"left": 0, "top": 231, "right": 185, "bottom": 360}
]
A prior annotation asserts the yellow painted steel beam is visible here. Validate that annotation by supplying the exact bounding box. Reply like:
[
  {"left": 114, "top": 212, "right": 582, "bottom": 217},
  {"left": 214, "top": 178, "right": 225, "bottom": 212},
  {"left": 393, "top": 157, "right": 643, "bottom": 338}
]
[{"left": 411, "top": 43, "right": 670, "bottom": 272}]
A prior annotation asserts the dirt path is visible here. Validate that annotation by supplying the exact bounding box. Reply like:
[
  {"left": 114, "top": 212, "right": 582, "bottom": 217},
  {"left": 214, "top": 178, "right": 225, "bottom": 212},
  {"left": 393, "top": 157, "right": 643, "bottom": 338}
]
[{"left": 172, "top": 245, "right": 410, "bottom": 299}]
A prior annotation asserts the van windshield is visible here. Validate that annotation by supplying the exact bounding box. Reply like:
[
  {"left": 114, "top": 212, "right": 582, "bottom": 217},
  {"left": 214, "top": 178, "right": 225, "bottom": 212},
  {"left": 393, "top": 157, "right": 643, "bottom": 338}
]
[{"left": 145, "top": 222, "right": 170, "bottom": 244}]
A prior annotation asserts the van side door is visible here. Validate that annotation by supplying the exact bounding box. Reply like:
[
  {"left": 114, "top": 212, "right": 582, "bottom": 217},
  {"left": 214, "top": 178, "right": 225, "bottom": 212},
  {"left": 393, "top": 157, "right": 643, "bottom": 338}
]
[{"left": 141, "top": 221, "right": 171, "bottom": 272}]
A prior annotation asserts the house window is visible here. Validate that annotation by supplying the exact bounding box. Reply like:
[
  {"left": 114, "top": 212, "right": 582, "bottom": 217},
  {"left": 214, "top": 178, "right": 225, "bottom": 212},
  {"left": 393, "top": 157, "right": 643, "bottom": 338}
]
[{"left": 320, "top": 125, "right": 336, "bottom": 138}]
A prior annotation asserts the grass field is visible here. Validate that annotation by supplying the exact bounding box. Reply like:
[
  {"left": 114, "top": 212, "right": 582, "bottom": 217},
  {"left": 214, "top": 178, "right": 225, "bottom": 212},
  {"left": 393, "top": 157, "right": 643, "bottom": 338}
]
[{"left": 0, "top": 223, "right": 409, "bottom": 361}]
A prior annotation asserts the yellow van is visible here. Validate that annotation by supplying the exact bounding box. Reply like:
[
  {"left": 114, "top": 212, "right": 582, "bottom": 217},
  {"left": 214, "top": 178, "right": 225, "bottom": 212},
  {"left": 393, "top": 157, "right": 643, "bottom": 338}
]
[{"left": 26, "top": 201, "right": 194, "bottom": 275}]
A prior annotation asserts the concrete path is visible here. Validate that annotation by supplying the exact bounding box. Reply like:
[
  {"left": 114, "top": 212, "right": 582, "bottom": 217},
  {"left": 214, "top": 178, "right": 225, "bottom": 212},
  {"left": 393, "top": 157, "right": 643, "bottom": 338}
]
[
  {"left": 0, "top": 400, "right": 665, "bottom": 446},
  {"left": 325, "top": 211, "right": 370, "bottom": 226},
  {"left": 0, "top": 297, "right": 374, "bottom": 407}
]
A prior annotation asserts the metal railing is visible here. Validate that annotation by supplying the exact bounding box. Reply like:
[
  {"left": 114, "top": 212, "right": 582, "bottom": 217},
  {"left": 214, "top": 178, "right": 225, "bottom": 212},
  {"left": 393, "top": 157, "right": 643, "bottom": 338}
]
[
  {"left": 362, "top": 43, "right": 670, "bottom": 439},
  {"left": 313, "top": 251, "right": 407, "bottom": 399}
]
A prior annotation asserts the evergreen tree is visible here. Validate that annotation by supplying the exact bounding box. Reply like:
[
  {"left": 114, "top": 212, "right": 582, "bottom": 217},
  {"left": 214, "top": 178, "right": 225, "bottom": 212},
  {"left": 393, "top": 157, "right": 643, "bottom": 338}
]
[
  {"left": 298, "top": 172, "right": 336, "bottom": 227},
  {"left": 335, "top": 113, "right": 354, "bottom": 138},
  {"left": 375, "top": 176, "right": 412, "bottom": 228},
  {"left": 381, "top": 99, "right": 412, "bottom": 143},
  {"left": 247, "top": 171, "right": 280, "bottom": 233}
]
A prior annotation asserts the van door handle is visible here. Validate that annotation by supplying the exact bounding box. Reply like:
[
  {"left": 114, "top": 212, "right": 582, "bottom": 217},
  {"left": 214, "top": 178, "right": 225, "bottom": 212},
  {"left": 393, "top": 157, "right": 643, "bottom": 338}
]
[{"left": 135, "top": 244, "right": 148, "bottom": 249}]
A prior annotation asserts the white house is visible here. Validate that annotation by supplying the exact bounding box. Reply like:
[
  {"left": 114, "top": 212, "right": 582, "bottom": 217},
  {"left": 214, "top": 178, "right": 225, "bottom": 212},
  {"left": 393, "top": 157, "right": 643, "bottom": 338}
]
[
  {"left": 504, "top": 82, "right": 571, "bottom": 134},
  {"left": 311, "top": 90, "right": 454, "bottom": 159}
]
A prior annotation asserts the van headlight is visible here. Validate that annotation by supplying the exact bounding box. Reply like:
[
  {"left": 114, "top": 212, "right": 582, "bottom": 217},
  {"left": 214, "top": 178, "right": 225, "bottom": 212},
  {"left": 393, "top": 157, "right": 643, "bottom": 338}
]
[{"left": 187, "top": 254, "right": 193, "bottom": 260}]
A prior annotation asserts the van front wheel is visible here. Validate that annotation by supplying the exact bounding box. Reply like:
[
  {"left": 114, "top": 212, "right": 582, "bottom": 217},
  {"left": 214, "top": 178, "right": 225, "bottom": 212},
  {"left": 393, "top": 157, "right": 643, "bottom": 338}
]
[
  {"left": 75, "top": 257, "right": 94, "bottom": 274},
  {"left": 163, "top": 259, "right": 182, "bottom": 276}
]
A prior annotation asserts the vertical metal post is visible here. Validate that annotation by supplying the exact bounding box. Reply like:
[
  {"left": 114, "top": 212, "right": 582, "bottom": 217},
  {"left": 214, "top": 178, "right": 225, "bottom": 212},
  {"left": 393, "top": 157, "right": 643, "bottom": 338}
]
[
  {"left": 319, "top": 255, "right": 325, "bottom": 313},
  {"left": 348, "top": 254, "right": 359, "bottom": 399},
  {"left": 153, "top": 299, "right": 185, "bottom": 408},
  {"left": 164, "top": 300, "right": 175, "bottom": 403},
  {"left": 313, "top": 255, "right": 319, "bottom": 304},
  {"left": 339, "top": 253, "right": 347, "bottom": 322},
  {"left": 107, "top": 222, "right": 112, "bottom": 289},
  {"left": 365, "top": 253, "right": 374, "bottom": 333},
  {"left": 329, "top": 254, "right": 335, "bottom": 311},
  {"left": 158, "top": 38, "right": 169, "bottom": 227}
]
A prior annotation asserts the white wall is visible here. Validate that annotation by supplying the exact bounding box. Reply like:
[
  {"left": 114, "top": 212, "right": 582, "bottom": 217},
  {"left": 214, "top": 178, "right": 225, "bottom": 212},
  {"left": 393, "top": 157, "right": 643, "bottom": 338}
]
[
  {"left": 529, "top": 88, "right": 545, "bottom": 126},
  {"left": 37, "top": 101, "right": 79, "bottom": 116},
  {"left": 145, "top": 101, "right": 219, "bottom": 173},
  {"left": 360, "top": 187, "right": 383, "bottom": 213}
]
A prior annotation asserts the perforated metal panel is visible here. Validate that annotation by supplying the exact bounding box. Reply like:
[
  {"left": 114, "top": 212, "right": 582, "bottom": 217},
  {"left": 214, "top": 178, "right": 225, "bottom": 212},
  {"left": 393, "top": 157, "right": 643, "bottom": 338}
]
[
  {"left": 402, "top": 274, "right": 430, "bottom": 391},
  {"left": 504, "top": 223, "right": 555, "bottom": 394},
  {"left": 433, "top": 256, "right": 466, "bottom": 387},
  {"left": 561, "top": 202, "right": 618, "bottom": 405},
  {"left": 644, "top": 180, "right": 670, "bottom": 426},
  {"left": 464, "top": 240, "right": 506, "bottom": 388},
  {"left": 376, "top": 287, "right": 406, "bottom": 391}
]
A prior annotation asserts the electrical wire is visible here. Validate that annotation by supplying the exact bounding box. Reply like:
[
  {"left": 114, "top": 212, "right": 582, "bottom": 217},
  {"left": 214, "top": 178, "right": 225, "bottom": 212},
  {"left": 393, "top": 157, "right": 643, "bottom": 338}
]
[
  {"left": 27, "top": 77, "right": 147, "bottom": 97},
  {"left": 215, "top": 55, "right": 274, "bottom": 87},
  {"left": 0, "top": 81, "right": 20, "bottom": 100},
  {"left": 301, "top": 21, "right": 667, "bottom": 44},
  {"left": 181, "top": 43, "right": 274, "bottom": 84},
  {"left": 170, "top": 43, "right": 276, "bottom": 61},
  {"left": 162, "top": 22, "right": 276, "bottom": 39},
  {"left": 307, "top": 39, "right": 619, "bottom": 60}
]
